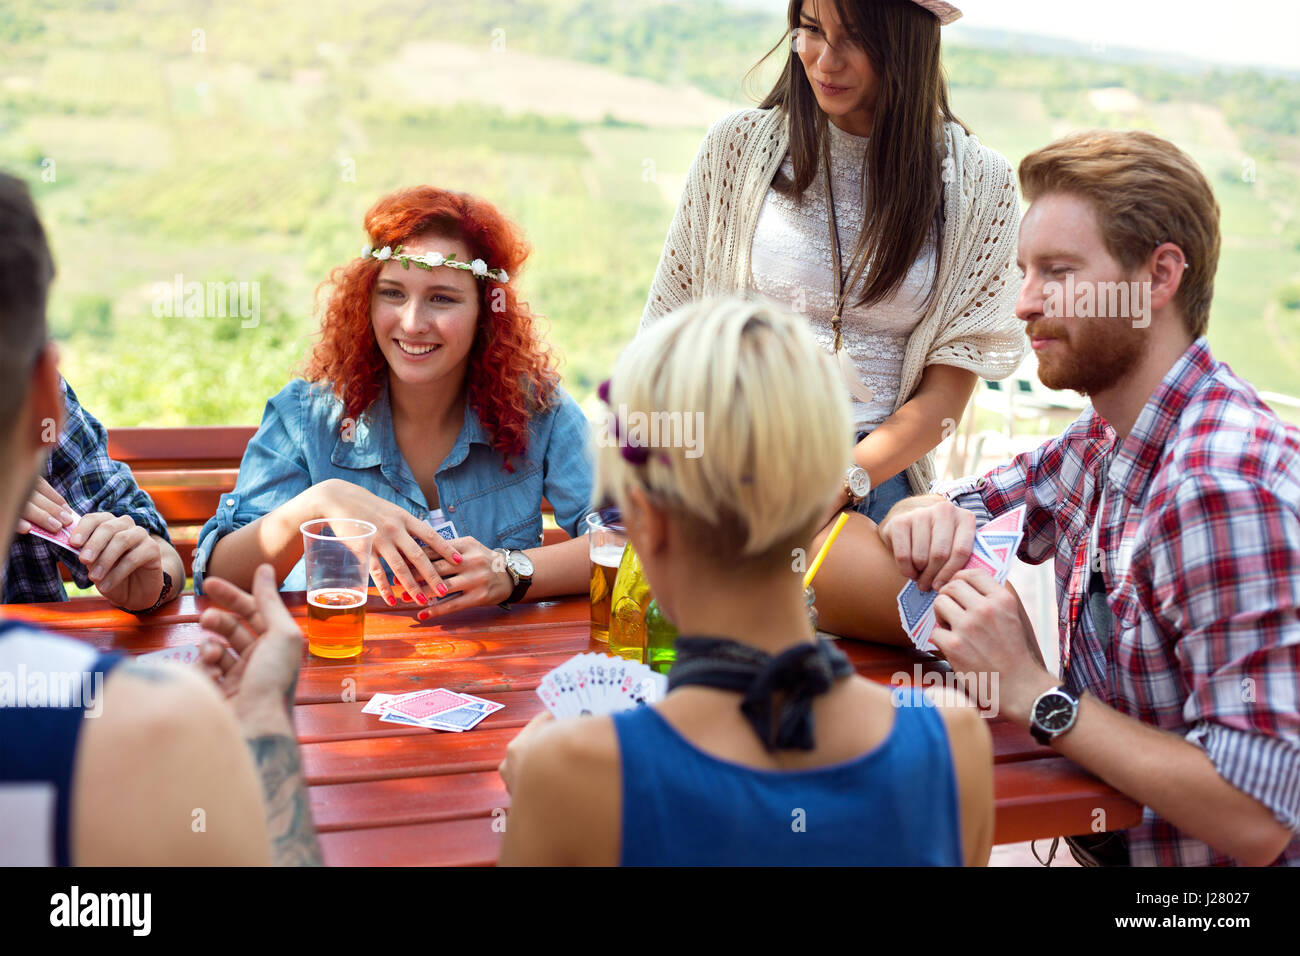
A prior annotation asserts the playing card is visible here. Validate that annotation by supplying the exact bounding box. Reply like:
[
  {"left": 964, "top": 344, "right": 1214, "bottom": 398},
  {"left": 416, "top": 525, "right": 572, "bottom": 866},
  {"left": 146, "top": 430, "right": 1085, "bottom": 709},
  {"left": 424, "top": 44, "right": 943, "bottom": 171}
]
[
  {"left": 362, "top": 693, "right": 400, "bottom": 715},
  {"left": 963, "top": 545, "right": 1000, "bottom": 578},
  {"left": 981, "top": 505, "right": 1026, "bottom": 536},
  {"left": 386, "top": 688, "right": 472, "bottom": 720},
  {"left": 451, "top": 693, "right": 504, "bottom": 715},
  {"left": 379, "top": 711, "right": 429, "bottom": 727},
  {"left": 418, "top": 704, "right": 492, "bottom": 732},
  {"left": 429, "top": 518, "right": 458, "bottom": 542},
  {"left": 974, "top": 532, "right": 1021, "bottom": 584},
  {"left": 367, "top": 687, "right": 503, "bottom": 732},
  {"left": 138, "top": 644, "right": 201, "bottom": 665},
  {"left": 28, "top": 519, "right": 82, "bottom": 556},
  {"left": 897, "top": 579, "right": 938, "bottom": 634}
]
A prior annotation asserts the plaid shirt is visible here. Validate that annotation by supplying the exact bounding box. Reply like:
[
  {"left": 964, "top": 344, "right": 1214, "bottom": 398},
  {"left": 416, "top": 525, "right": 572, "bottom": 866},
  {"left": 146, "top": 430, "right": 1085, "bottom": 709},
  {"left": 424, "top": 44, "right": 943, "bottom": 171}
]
[
  {"left": 3, "top": 380, "right": 169, "bottom": 604},
  {"left": 944, "top": 339, "right": 1300, "bottom": 866}
]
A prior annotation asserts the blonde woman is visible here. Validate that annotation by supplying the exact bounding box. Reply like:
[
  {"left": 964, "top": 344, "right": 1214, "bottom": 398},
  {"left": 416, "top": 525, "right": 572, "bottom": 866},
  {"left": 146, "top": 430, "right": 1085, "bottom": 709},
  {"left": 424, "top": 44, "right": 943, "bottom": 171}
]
[
  {"left": 498, "top": 298, "right": 993, "bottom": 866},
  {"left": 641, "top": 0, "right": 1024, "bottom": 523}
]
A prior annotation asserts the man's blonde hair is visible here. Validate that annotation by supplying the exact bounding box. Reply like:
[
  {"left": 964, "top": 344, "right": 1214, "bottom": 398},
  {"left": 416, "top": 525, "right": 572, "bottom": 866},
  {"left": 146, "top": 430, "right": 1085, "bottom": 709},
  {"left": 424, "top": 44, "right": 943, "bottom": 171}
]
[
  {"left": 595, "top": 297, "right": 852, "bottom": 570},
  {"left": 1019, "top": 129, "right": 1221, "bottom": 338}
]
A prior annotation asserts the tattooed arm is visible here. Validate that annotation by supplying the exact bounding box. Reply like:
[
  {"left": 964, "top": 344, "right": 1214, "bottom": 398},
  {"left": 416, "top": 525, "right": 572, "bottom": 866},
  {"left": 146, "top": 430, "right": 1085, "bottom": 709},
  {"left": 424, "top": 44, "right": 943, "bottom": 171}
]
[
  {"left": 198, "top": 564, "right": 323, "bottom": 866},
  {"left": 239, "top": 705, "right": 322, "bottom": 866}
]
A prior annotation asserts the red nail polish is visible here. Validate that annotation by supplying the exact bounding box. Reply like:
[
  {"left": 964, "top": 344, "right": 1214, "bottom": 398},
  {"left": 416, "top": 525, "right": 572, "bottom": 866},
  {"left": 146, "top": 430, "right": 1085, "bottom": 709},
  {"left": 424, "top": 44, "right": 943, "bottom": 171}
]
[
  {"left": 386, "top": 594, "right": 395, "bottom": 606},
  {"left": 437, "top": 583, "right": 448, "bottom": 597},
  {"left": 401, "top": 592, "right": 411, "bottom": 602},
  {"left": 416, "top": 593, "right": 428, "bottom": 606},
  {"left": 452, "top": 553, "right": 462, "bottom": 564},
  {"left": 417, "top": 610, "right": 430, "bottom": 621}
]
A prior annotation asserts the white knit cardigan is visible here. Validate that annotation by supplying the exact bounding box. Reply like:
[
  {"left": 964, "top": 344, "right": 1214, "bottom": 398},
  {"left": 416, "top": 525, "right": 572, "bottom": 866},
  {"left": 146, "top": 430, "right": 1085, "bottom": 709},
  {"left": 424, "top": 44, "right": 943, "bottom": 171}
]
[{"left": 639, "top": 107, "right": 1026, "bottom": 495}]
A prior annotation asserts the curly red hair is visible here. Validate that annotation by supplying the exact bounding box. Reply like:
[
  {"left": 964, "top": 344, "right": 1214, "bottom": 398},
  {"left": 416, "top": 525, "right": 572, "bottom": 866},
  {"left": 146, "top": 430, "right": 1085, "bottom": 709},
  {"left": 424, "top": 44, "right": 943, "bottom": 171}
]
[{"left": 303, "top": 186, "right": 559, "bottom": 469}]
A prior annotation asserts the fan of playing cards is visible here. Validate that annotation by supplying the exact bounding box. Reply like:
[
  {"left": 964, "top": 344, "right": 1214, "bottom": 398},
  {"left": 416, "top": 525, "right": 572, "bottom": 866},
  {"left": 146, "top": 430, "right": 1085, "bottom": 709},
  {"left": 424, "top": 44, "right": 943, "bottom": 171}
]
[
  {"left": 897, "top": 505, "right": 1026, "bottom": 653},
  {"left": 363, "top": 688, "right": 503, "bottom": 732},
  {"left": 536, "top": 653, "right": 667, "bottom": 718}
]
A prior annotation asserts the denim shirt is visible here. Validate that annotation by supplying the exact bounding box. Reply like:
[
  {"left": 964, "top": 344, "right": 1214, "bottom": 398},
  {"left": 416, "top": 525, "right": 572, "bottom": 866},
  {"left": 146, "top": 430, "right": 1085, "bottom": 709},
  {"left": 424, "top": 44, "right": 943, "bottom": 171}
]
[{"left": 193, "top": 378, "right": 595, "bottom": 593}]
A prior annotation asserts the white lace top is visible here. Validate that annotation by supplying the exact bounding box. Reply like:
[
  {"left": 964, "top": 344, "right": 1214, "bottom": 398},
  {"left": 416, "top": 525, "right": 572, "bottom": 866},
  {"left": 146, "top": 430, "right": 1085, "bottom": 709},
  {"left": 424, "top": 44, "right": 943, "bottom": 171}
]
[
  {"left": 750, "top": 121, "right": 936, "bottom": 430},
  {"left": 639, "top": 108, "right": 1025, "bottom": 495}
]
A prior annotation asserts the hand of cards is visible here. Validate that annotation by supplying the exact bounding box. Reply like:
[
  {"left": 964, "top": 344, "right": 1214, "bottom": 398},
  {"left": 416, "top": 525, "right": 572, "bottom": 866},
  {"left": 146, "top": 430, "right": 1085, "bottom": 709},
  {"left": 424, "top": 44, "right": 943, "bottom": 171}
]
[
  {"left": 363, "top": 687, "right": 504, "bottom": 732},
  {"left": 536, "top": 653, "right": 667, "bottom": 718},
  {"left": 896, "top": 505, "right": 1025, "bottom": 653}
]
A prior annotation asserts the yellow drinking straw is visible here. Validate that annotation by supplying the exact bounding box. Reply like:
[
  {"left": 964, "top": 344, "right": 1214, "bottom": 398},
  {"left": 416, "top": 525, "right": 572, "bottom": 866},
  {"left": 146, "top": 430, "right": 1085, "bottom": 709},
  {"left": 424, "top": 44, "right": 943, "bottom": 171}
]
[{"left": 803, "top": 511, "right": 849, "bottom": 592}]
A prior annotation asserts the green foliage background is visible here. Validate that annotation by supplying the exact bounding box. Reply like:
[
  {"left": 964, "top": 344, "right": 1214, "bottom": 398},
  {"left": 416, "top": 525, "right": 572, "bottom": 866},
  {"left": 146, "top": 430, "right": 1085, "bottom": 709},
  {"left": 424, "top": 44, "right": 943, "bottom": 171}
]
[{"left": 1, "top": 0, "right": 1297, "bottom": 428}]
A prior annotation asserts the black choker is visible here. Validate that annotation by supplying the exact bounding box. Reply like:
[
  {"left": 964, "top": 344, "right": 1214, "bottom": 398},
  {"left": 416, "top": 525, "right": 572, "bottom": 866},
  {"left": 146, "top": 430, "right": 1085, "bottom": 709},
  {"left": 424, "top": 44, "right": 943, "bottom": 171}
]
[{"left": 667, "top": 636, "right": 854, "bottom": 752}]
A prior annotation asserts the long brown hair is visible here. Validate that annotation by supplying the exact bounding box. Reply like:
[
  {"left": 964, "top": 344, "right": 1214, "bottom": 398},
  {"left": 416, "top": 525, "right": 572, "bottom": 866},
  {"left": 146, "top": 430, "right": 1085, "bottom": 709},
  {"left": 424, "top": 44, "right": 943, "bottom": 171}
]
[{"left": 754, "top": 0, "right": 966, "bottom": 308}]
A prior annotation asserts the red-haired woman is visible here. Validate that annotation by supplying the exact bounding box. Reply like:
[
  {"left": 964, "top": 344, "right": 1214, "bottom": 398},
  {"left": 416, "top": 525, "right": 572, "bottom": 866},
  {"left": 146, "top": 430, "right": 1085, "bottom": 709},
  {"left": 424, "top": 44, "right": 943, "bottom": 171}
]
[{"left": 193, "top": 187, "right": 595, "bottom": 619}]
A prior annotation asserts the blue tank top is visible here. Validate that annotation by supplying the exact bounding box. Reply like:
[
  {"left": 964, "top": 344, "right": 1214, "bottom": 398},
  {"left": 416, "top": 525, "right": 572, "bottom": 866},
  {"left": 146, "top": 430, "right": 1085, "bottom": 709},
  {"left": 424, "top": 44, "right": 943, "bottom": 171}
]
[
  {"left": 613, "top": 685, "right": 963, "bottom": 865},
  {"left": 0, "top": 621, "right": 123, "bottom": 866}
]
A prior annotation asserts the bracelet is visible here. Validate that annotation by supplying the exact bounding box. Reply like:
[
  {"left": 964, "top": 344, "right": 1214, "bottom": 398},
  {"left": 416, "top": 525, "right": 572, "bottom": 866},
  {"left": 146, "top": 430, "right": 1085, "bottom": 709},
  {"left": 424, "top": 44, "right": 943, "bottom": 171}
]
[{"left": 123, "top": 570, "right": 174, "bottom": 616}]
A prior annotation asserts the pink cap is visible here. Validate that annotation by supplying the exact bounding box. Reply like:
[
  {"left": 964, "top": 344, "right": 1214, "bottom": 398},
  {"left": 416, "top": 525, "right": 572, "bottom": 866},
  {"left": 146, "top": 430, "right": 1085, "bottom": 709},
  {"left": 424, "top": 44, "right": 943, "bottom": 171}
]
[{"left": 913, "top": 0, "right": 963, "bottom": 25}]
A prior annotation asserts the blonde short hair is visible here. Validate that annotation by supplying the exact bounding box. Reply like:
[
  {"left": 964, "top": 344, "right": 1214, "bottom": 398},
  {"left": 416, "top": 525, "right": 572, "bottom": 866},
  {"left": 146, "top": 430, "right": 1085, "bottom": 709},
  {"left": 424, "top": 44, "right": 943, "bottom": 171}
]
[{"left": 595, "top": 297, "right": 852, "bottom": 568}]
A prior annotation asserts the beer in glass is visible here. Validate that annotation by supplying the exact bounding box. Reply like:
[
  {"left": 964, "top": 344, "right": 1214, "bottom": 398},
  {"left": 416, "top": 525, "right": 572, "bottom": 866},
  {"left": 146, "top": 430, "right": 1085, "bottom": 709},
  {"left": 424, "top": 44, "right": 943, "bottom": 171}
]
[
  {"left": 586, "top": 509, "right": 626, "bottom": 645},
  {"left": 300, "top": 518, "right": 377, "bottom": 658}
]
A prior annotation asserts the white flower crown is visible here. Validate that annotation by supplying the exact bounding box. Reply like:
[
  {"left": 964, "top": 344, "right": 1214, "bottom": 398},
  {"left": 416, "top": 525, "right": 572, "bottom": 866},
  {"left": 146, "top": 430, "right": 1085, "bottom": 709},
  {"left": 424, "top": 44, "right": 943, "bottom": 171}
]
[{"left": 361, "top": 244, "right": 509, "bottom": 283}]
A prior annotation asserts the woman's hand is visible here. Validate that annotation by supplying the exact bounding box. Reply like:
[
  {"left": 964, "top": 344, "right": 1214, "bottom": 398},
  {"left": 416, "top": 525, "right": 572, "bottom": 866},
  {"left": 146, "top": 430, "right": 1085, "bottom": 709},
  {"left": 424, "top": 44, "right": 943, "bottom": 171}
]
[
  {"left": 308, "top": 478, "right": 463, "bottom": 608},
  {"left": 414, "top": 536, "right": 515, "bottom": 621}
]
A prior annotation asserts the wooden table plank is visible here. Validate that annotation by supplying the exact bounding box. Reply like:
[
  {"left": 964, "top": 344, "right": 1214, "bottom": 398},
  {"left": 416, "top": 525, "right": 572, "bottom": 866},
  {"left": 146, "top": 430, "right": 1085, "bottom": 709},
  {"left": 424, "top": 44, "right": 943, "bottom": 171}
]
[
  {"left": 994, "top": 757, "right": 1145, "bottom": 844},
  {"left": 4, "top": 592, "right": 1142, "bottom": 864},
  {"left": 314, "top": 754, "right": 1140, "bottom": 865},
  {"left": 319, "top": 816, "right": 500, "bottom": 867},
  {"left": 309, "top": 772, "right": 508, "bottom": 832}
]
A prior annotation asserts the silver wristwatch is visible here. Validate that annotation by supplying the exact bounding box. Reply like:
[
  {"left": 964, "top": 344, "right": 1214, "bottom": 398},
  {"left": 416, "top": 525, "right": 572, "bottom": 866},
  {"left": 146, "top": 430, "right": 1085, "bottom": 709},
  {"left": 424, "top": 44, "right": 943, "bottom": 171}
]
[
  {"left": 493, "top": 548, "right": 534, "bottom": 609},
  {"left": 844, "top": 465, "right": 871, "bottom": 506}
]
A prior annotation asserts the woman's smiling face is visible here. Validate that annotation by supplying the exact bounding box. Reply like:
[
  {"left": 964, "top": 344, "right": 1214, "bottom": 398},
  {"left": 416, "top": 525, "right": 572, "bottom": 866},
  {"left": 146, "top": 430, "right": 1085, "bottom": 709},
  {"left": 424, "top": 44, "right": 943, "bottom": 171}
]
[
  {"left": 370, "top": 233, "right": 480, "bottom": 390},
  {"left": 795, "top": 0, "right": 880, "bottom": 134}
]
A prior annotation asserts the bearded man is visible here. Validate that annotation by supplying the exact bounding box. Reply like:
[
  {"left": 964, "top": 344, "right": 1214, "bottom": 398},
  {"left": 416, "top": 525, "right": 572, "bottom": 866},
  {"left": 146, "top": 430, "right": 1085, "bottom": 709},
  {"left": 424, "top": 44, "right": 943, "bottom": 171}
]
[{"left": 878, "top": 130, "right": 1300, "bottom": 867}]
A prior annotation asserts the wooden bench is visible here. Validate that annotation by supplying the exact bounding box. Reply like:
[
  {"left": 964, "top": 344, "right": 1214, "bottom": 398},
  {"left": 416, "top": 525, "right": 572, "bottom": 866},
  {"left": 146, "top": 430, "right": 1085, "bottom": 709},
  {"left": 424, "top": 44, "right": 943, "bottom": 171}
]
[
  {"left": 106, "top": 426, "right": 258, "bottom": 579},
  {"left": 55, "top": 426, "right": 567, "bottom": 584}
]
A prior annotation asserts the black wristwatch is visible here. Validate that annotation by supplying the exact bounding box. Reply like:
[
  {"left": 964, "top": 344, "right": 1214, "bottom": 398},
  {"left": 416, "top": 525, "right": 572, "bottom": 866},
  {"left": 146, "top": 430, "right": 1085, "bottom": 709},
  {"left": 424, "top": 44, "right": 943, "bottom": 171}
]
[
  {"left": 493, "top": 549, "right": 534, "bottom": 609},
  {"left": 128, "top": 570, "right": 174, "bottom": 616},
  {"left": 1029, "top": 685, "right": 1080, "bottom": 745}
]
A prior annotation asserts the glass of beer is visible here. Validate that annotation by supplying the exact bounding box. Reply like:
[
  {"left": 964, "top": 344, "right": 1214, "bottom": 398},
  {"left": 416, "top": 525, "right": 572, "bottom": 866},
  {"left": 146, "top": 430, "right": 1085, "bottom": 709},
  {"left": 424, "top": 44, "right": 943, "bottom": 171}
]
[
  {"left": 586, "top": 509, "right": 626, "bottom": 645},
  {"left": 300, "top": 518, "right": 377, "bottom": 659}
]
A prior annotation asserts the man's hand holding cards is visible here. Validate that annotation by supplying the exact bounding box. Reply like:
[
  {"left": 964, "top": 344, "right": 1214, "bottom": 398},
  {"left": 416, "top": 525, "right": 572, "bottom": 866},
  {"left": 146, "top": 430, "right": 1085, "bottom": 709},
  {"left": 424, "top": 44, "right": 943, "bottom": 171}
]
[{"left": 895, "top": 506, "right": 1025, "bottom": 652}]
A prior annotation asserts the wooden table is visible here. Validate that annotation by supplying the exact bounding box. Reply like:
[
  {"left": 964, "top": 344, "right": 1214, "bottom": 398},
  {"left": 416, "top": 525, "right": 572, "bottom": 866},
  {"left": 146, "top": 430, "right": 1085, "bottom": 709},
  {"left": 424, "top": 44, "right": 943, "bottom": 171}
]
[{"left": 4, "top": 593, "right": 1143, "bottom": 865}]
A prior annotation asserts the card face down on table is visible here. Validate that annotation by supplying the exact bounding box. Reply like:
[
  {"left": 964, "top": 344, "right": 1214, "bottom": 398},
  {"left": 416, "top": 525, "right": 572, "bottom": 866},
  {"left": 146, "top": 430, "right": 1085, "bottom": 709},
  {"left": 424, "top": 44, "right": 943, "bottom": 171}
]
[{"left": 364, "top": 688, "right": 504, "bottom": 732}]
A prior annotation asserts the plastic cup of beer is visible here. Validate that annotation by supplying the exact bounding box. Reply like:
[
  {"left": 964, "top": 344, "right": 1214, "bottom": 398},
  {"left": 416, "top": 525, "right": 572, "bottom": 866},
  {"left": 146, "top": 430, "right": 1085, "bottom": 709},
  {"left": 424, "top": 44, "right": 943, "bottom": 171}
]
[
  {"left": 300, "top": 518, "right": 377, "bottom": 659},
  {"left": 586, "top": 509, "right": 626, "bottom": 645}
]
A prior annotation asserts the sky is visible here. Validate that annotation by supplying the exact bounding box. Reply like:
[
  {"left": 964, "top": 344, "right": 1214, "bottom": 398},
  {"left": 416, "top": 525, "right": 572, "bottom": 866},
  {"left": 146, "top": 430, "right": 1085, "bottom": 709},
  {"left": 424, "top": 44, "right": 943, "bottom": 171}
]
[{"left": 731, "top": 0, "right": 1300, "bottom": 73}]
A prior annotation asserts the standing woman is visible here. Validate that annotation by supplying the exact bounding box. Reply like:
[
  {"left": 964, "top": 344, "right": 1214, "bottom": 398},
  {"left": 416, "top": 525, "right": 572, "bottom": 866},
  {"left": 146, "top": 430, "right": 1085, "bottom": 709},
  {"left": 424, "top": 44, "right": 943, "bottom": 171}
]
[
  {"left": 194, "top": 186, "right": 595, "bottom": 618},
  {"left": 641, "top": 0, "right": 1024, "bottom": 523}
]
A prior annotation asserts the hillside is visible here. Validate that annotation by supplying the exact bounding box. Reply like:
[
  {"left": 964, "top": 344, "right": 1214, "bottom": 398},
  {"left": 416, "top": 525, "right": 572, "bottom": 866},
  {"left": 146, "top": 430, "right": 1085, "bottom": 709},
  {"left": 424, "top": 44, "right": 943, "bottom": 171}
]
[{"left": 0, "top": 0, "right": 1296, "bottom": 428}]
